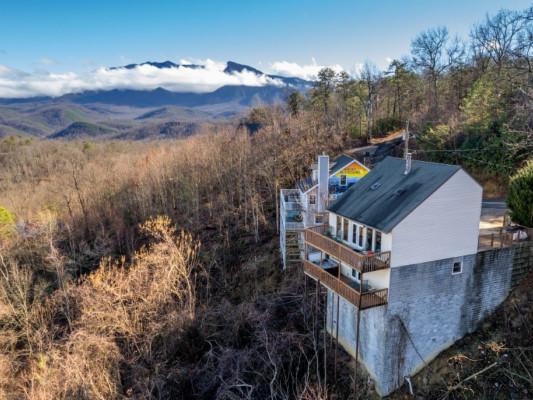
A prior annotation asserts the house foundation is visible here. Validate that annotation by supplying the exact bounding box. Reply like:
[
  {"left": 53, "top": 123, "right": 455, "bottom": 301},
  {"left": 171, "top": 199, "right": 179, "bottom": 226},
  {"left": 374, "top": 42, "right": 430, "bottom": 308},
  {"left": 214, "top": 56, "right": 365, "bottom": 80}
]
[{"left": 326, "top": 242, "right": 532, "bottom": 396}]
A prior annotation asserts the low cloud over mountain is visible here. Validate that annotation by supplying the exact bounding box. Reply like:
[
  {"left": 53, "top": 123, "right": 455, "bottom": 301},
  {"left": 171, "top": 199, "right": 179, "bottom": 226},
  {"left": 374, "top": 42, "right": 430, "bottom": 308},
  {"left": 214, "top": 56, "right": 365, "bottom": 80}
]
[
  {"left": 0, "top": 59, "right": 346, "bottom": 99},
  {"left": 0, "top": 60, "right": 286, "bottom": 98},
  {"left": 269, "top": 59, "right": 344, "bottom": 80}
]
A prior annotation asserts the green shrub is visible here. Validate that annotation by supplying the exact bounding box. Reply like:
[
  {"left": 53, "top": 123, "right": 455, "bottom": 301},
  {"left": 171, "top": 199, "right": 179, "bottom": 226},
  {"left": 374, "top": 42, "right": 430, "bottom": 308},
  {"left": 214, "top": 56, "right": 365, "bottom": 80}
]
[
  {"left": 373, "top": 117, "right": 403, "bottom": 136},
  {"left": 508, "top": 160, "right": 533, "bottom": 227},
  {"left": 462, "top": 75, "right": 504, "bottom": 131},
  {"left": 0, "top": 206, "right": 15, "bottom": 238}
]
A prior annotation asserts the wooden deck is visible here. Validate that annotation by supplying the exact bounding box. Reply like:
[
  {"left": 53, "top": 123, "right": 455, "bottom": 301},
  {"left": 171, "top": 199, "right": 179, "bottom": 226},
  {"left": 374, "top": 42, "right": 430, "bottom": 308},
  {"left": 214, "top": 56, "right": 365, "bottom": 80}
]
[
  {"left": 303, "top": 260, "right": 388, "bottom": 309},
  {"left": 478, "top": 227, "right": 533, "bottom": 252},
  {"left": 304, "top": 225, "right": 391, "bottom": 272}
]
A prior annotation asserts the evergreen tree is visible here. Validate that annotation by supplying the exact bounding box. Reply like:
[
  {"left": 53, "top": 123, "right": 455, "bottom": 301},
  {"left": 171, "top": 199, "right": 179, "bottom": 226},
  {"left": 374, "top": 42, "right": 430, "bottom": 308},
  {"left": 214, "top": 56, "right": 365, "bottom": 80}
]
[{"left": 508, "top": 160, "right": 533, "bottom": 227}]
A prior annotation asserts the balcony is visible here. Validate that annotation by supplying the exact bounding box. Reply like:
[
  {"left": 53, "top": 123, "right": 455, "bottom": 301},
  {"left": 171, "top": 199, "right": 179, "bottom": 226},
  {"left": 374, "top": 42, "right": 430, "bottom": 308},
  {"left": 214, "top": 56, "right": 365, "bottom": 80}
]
[
  {"left": 281, "top": 189, "right": 305, "bottom": 230},
  {"left": 281, "top": 189, "right": 305, "bottom": 211},
  {"left": 304, "top": 225, "right": 391, "bottom": 273},
  {"left": 303, "top": 260, "right": 388, "bottom": 309}
]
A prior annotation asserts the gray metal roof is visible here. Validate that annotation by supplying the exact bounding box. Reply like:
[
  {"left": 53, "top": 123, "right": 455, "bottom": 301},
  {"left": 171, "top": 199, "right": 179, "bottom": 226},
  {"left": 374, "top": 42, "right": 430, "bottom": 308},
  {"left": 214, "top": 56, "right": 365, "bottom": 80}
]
[
  {"left": 329, "top": 154, "right": 354, "bottom": 174},
  {"left": 328, "top": 157, "right": 461, "bottom": 233},
  {"left": 296, "top": 176, "right": 315, "bottom": 192},
  {"left": 296, "top": 154, "right": 356, "bottom": 192}
]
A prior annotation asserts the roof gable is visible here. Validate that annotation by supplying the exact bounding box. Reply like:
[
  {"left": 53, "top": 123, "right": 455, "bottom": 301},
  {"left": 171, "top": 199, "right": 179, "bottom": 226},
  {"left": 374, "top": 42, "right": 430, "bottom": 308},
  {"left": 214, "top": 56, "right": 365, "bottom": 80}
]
[
  {"left": 297, "top": 154, "right": 367, "bottom": 193},
  {"left": 328, "top": 157, "right": 463, "bottom": 232}
]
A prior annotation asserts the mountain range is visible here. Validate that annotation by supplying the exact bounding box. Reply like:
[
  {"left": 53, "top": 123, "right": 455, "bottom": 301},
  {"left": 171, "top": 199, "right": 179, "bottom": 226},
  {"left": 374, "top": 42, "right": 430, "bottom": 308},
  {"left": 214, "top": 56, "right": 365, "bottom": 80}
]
[{"left": 0, "top": 61, "right": 312, "bottom": 139}]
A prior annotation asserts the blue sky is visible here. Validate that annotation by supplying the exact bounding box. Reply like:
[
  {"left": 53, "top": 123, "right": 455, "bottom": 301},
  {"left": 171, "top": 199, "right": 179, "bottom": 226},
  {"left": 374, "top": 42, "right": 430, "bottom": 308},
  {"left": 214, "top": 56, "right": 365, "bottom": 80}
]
[
  {"left": 1, "top": 0, "right": 530, "bottom": 73},
  {"left": 0, "top": 0, "right": 530, "bottom": 98}
]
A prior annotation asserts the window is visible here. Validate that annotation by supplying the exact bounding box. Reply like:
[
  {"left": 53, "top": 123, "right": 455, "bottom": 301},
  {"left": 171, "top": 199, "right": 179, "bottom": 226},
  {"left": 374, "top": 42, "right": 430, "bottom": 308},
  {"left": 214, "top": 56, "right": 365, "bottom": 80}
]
[
  {"left": 352, "top": 223, "right": 357, "bottom": 244},
  {"left": 309, "top": 194, "right": 316, "bottom": 205},
  {"left": 351, "top": 269, "right": 361, "bottom": 281},
  {"left": 452, "top": 261, "right": 463, "bottom": 274},
  {"left": 340, "top": 174, "right": 347, "bottom": 186},
  {"left": 343, "top": 218, "right": 349, "bottom": 241},
  {"left": 357, "top": 225, "right": 364, "bottom": 247},
  {"left": 366, "top": 228, "right": 373, "bottom": 250},
  {"left": 336, "top": 215, "right": 342, "bottom": 238},
  {"left": 315, "top": 214, "right": 324, "bottom": 224},
  {"left": 375, "top": 231, "right": 382, "bottom": 252}
]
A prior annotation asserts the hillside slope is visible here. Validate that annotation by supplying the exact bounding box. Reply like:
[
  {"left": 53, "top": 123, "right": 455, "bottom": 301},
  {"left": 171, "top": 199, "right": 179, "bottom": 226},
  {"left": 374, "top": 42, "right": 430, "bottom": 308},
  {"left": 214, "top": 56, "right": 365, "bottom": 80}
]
[{"left": 49, "top": 121, "right": 117, "bottom": 139}]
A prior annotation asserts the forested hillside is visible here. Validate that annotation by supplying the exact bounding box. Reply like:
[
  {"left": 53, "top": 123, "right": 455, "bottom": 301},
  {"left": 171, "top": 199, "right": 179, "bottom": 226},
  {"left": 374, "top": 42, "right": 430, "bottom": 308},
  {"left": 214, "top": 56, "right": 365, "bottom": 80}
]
[
  {"left": 0, "top": 6, "right": 531, "bottom": 400},
  {"left": 246, "top": 7, "right": 531, "bottom": 184}
]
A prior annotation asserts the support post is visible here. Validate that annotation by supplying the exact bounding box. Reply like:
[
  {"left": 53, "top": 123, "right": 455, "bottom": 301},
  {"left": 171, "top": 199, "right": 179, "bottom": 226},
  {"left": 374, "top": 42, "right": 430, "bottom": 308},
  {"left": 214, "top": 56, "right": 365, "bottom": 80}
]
[
  {"left": 316, "top": 278, "right": 321, "bottom": 388},
  {"left": 304, "top": 273, "right": 307, "bottom": 320},
  {"left": 334, "top": 294, "right": 340, "bottom": 383},
  {"left": 315, "top": 278, "right": 319, "bottom": 340},
  {"left": 354, "top": 272, "right": 363, "bottom": 393},
  {"left": 276, "top": 186, "right": 280, "bottom": 235},
  {"left": 323, "top": 287, "right": 327, "bottom": 389},
  {"left": 330, "top": 291, "right": 334, "bottom": 347}
]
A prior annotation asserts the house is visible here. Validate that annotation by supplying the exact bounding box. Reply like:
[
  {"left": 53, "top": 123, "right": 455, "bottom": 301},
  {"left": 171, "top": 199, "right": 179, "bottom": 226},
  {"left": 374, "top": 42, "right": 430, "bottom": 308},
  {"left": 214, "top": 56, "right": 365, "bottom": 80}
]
[
  {"left": 302, "top": 156, "right": 532, "bottom": 396},
  {"left": 279, "top": 154, "right": 369, "bottom": 269}
]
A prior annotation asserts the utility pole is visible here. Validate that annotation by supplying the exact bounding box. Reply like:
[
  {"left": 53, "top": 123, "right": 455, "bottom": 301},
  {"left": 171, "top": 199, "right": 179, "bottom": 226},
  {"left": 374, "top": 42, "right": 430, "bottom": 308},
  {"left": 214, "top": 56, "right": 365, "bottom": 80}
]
[
  {"left": 403, "top": 120, "right": 410, "bottom": 160},
  {"left": 404, "top": 121, "right": 412, "bottom": 175}
]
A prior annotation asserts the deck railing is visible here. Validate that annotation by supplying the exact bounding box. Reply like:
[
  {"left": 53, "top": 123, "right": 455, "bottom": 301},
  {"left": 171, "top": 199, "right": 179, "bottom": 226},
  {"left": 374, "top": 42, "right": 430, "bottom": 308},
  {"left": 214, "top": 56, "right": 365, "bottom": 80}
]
[
  {"left": 303, "top": 260, "right": 388, "bottom": 309},
  {"left": 280, "top": 189, "right": 305, "bottom": 231},
  {"left": 478, "top": 227, "right": 533, "bottom": 251},
  {"left": 280, "top": 189, "right": 305, "bottom": 211},
  {"left": 281, "top": 200, "right": 305, "bottom": 212},
  {"left": 304, "top": 225, "right": 391, "bottom": 272},
  {"left": 280, "top": 216, "right": 304, "bottom": 231}
]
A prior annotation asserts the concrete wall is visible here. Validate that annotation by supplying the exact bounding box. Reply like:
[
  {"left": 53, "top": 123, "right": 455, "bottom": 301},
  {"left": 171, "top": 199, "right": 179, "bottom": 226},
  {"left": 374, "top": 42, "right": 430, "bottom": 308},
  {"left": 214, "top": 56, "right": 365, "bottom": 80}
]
[
  {"left": 326, "top": 291, "right": 389, "bottom": 385},
  {"left": 391, "top": 169, "right": 482, "bottom": 268},
  {"left": 327, "top": 245, "right": 524, "bottom": 396}
]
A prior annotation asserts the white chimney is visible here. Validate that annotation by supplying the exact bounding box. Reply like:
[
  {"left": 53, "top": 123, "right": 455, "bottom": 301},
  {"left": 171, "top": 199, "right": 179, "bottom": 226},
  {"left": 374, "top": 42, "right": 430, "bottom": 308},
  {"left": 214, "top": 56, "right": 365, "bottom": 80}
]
[
  {"left": 404, "top": 153, "right": 412, "bottom": 175},
  {"left": 317, "top": 154, "right": 329, "bottom": 212},
  {"left": 311, "top": 164, "right": 318, "bottom": 181}
]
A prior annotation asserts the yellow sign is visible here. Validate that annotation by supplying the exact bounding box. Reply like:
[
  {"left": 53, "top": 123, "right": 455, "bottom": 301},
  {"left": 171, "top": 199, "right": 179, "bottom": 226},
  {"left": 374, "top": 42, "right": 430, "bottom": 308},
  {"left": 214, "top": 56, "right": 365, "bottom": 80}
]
[{"left": 335, "top": 162, "right": 368, "bottom": 179}]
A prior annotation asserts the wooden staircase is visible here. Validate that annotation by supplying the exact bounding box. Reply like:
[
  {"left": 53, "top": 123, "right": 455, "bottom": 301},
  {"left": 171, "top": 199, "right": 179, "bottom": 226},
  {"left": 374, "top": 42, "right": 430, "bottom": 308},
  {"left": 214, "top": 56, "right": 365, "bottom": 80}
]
[{"left": 285, "top": 231, "right": 303, "bottom": 266}]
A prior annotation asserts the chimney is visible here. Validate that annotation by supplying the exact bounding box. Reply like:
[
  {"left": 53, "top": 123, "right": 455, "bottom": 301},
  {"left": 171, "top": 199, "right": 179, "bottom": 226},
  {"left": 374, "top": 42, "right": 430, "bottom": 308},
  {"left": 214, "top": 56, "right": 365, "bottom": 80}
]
[
  {"left": 311, "top": 163, "right": 318, "bottom": 181},
  {"left": 404, "top": 153, "right": 412, "bottom": 175},
  {"left": 317, "top": 154, "right": 329, "bottom": 212}
]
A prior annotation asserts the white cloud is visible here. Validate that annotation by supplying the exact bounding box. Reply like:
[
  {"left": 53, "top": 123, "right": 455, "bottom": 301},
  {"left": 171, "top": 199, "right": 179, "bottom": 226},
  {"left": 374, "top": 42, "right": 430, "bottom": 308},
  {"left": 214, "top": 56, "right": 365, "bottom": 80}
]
[
  {"left": 269, "top": 60, "right": 344, "bottom": 80},
  {"left": 0, "top": 60, "right": 284, "bottom": 99},
  {"left": 350, "top": 63, "right": 364, "bottom": 76},
  {"left": 40, "top": 57, "right": 58, "bottom": 66}
]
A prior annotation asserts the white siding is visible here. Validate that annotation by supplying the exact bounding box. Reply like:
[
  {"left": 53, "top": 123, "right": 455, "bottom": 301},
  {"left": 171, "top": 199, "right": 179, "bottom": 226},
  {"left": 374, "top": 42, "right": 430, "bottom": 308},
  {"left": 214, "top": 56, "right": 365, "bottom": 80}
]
[
  {"left": 366, "top": 268, "right": 390, "bottom": 289},
  {"left": 390, "top": 169, "right": 482, "bottom": 268},
  {"left": 329, "top": 212, "right": 337, "bottom": 233},
  {"left": 338, "top": 261, "right": 389, "bottom": 290},
  {"left": 381, "top": 232, "right": 392, "bottom": 252}
]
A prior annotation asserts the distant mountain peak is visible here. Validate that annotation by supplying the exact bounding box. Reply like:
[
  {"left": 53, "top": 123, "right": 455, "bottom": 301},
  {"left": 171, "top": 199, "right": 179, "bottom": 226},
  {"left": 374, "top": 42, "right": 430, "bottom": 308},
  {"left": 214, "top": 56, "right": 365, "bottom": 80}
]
[
  {"left": 223, "top": 61, "right": 264, "bottom": 76},
  {"left": 110, "top": 61, "right": 204, "bottom": 70},
  {"left": 112, "top": 60, "right": 266, "bottom": 77},
  {"left": 0, "top": 60, "right": 314, "bottom": 115}
]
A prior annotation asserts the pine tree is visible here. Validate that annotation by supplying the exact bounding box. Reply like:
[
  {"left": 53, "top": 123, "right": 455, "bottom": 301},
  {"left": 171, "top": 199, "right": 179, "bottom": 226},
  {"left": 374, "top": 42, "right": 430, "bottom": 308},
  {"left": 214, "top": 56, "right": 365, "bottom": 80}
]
[{"left": 508, "top": 160, "right": 533, "bottom": 227}]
